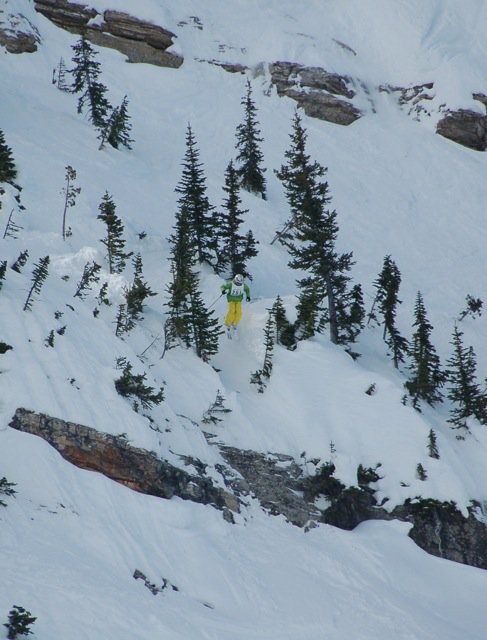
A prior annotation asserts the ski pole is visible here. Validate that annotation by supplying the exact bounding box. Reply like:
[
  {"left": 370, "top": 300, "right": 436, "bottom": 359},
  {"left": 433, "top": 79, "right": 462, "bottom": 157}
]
[{"left": 208, "top": 292, "right": 224, "bottom": 310}]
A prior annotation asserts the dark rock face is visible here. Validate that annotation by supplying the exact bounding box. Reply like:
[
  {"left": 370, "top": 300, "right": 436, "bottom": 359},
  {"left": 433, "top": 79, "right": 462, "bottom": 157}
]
[
  {"left": 10, "top": 408, "right": 487, "bottom": 570},
  {"left": 218, "top": 445, "right": 321, "bottom": 527},
  {"left": 269, "top": 61, "right": 361, "bottom": 126},
  {"left": 393, "top": 500, "right": 487, "bottom": 569},
  {"left": 436, "top": 109, "right": 487, "bottom": 151},
  {"left": 9, "top": 408, "right": 238, "bottom": 515},
  {"left": 34, "top": 0, "right": 183, "bottom": 68},
  {"left": 0, "top": 11, "right": 40, "bottom": 53}
]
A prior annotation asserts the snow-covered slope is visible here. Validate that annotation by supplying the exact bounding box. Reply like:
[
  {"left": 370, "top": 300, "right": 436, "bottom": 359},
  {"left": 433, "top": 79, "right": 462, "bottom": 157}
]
[{"left": 2, "top": 1, "right": 487, "bottom": 637}]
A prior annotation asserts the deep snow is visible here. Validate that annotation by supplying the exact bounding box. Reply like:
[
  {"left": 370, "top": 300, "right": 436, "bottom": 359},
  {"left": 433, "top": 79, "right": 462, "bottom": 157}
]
[{"left": 2, "top": 1, "right": 487, "bottom": 638}]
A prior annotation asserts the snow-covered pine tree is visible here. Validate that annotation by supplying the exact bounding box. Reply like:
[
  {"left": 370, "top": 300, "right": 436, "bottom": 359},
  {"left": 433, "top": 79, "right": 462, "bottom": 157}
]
[
  {"left": 404, "top": 291, "right": 444, "bottom": 409},
  {"left": 23, "top": 255, "right": 50, "bottom": 311},
  {"left": 114, "top": 357, "right": 164, "bottom": 411},
  {"left": 61, "top": 165, "right": 81, "bottom": 240},
  {"left": 446, "top": 324, "right": 486, "bottom": 429},
  {"left": 69, "top": 36, "right": 111, "bottom": 129},
  {"left": 0, "top": 476, "right": 16, "bottom": 508},
  {"left": 97, "top": 191, "right": 132, "bottom": 274},
  {"left": 271, "top": 294, "right": 296, "bottom": 349},
  {"left": 201, "top": 390, "right": 231, "bottom": 425},
  {"left": 427, "top": 428, "right": 440, "bottom": 459},
  {"left": 250, "top": 309, "right": 275, "bottom": 392},
  {"left": 175, "top": 124, "right": 219, "bottom": 266},
  {"left": 99, "top": 96, "right": 134, "bottom": 150},
  {"left": 165, "top": 196, "right": 197, "bottom": 348},
  {"left": 4, "top": 605, "right": 36, "bottom": 640},
  {"left": 53, "top": 57, "right": 70, "bottom": 92},
  {"left": 11, "top": 250, "right": 28, "bottom": 273},
  {"left": 216, "top": 160, "right": 258, "bottom": 278},
  {"left": 73, "top": 261, "right": 101, "bottom": 299},
  {"left": 124, "top": 253, "right": 157, "bottom": 324},
  {"left": 0, "top": 260, "right": 6, "bottom": 291},
  {"left": 188, "top": 270, "right": 222, "bottom": 360},
  {"left": 372, "top": 255, "right": 408, "bottom": 368},
  {"left": 0, "top": 129, "right": 17, "bottom": 184},
  {"left": 276, "top": 111, "right": 356, "bottom": 344},
  {"left": 235, "top": 79, "right": 267, "bottom": 199},
  {"left": 3, "top": 209, "right": 23, "bottom": 240}
]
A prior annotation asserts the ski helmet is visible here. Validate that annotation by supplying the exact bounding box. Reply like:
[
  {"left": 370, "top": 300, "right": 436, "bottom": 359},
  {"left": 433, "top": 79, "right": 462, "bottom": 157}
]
[{"left": 233, "top": 274, "right": 243, "bottom": 285}]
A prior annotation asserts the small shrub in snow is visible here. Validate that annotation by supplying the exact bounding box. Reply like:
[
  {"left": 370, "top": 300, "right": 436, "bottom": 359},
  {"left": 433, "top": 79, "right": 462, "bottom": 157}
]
[
  {"left": 11, "top": 250, "right": 29, "bottom": 273},
  {"left": 0, "top": 476, "right": 16, "bottom": 507},
  {"left": 114, "top": 357, "right": 164, "bottom": 411},
  {"left": 4, "top": 606, "right": 36, "bottom": 639}
]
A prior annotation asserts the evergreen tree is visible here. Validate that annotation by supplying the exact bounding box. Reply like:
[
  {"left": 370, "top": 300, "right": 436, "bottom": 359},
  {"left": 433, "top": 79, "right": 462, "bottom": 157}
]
[
  {"left": 61, "top": 165, "right": 81, "bottom": 240},
  {"left": 216, "top": 160, "right": 258, "bottom": 278},
  {"left": 250, "top": 309, "right": 275, "bottom": 392},
  {"left": 11, "top": 250, "right": 28, "bottom": 273},
  {"left": 271, "top": 294, "right": 296, "bottom": 349},
  {"left": 99, "top": 96, "right": 134, "bottom": 150},
  {"left": 0, "top": 476, "right": 16, "bottom": 508},
  {"left": 70, "top": 36, "right": 111, "bottom": 129},
  {"left": 114, "top": 357, "right": 164, "bottom": 411},
  {"left": 23, "top": 256, "right": 50, "bottom": 311},
  {"left": 53, "top": 57, "right": 70, "bottom": 92},
  {"left": 175, "top": 124, "right": 218, "bottom": 265},
  {"left": 73, "top": 261, "right": 101, "bottom": 299},
  {"left": 235, "top": 79, "right": 267, "bottom": 199},
  {"left": 405, "top": 291, "right": 444, "bottom": 408},
  {"left": 4, "top": 606, "right": 36, "bottom": 640},
  {"left": 201, "top": 390, "right": 231, "bottom": 424},
  {"left": 97, "top": 192, "right": 132, "bottom": 274},
  {"left": 0, "top": 129, "right": 17, "bottom": 184},
  {"left": 446, "top": 325, "right": 485, "bottom": 428},
  {"left": 124, "top": 253, "right": 157, "bottom": 324},
  {"left": 188, "top": 271, "right": 222, "bottom": 360},
  {"left": 276, "top": 111, "right": 356, "bottom": 344},
  {"left": 0, "top": 260, "right": 7, "bottom": 291},
  {"left": 427, "top": 428, "right": 440, "bottom": 459},
  {"left": 372, "top": 255, "right": 408, "bottom": 367},
  {"left": 165, "top": 196, "right": 197, "bottom": 347},
  {"left": 3, "top": 209, "right": 23, "bottom": 240}
]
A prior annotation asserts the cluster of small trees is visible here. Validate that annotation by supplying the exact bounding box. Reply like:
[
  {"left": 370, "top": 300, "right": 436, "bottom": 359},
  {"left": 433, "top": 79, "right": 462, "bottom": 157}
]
[
  {"left": 63, "top": 37, "right": 133, "bottom": 150},
  {"left": 3, "top": 52, "right": 487, "bottom": 435}
]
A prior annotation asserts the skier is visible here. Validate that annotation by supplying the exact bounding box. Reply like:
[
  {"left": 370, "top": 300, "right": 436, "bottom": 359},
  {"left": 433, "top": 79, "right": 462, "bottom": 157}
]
[{"left": 221, "top": 273, "right": 251, "bottom": 338}]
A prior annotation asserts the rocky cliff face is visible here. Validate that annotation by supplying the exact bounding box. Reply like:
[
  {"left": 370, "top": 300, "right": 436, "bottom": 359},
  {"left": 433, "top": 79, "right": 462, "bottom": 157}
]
[
  {"left": 33, "top": 0, "right": 183, "bottom": 67},
  {"left": 9, "top": 408, "right": 238, "bottom": 520},
  {"left": 10, "top": 408, "right": 487, "bottom": 570},
  {"left": 0, "top": 8, "right": 40, "bottom": 53},
  {"left": 0, "top": 2, "right": 478, "bottom": 148}
]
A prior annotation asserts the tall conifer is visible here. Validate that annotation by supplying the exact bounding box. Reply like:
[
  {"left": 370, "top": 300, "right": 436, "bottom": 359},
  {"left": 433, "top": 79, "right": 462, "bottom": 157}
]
[
  {"left": 175, "top": 124, "right": 218, "bottom": 266},
  {"left": 276, "top": 111, "right": 356, "bottom": 344},
  {"left": 372, "top": 255, "right": 408, "bottom": 367},
  {"left": 216, "top": 160, "right": 258, "bottom": 278},
  {"left": 70, "top": 36, "right": 111, "bottom": 129},
  {"left": 235, "top": 79, "right": 267, "bottom": 199},
  {"left": 0, "top": 129, "right": 17, "bottom": 184},
  {"left": 405, "top": 291, "right": 444, "bottom": 408},
  {"left": 446, "top": 325, "right": 485, "bottom": 428},
  {"left": 97, "top": 192, "right": 132, "bottom": 274}
]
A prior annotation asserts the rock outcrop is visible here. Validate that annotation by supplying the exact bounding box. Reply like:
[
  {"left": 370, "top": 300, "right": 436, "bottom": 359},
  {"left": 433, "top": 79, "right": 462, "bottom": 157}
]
[
  {"left": 34, "top": 0, "right": 183, "bottom": 68},
  {"left": 9, "top": 408, "right": 487, "bottom": 570},
  {"left": 436, "top": 107, "right": 487, "bottom": 151},
  {"left": 393, "top": 500, "right": 487, "bottom": 569},
  {"left": 0, "top": 10, "right": 40, "bottom": 53},
  {"left": 269, "top": 61, "right": 361, "bottom": 126},
  {"left": 9, "top": 408, "right": 238, "bottom": 518}
]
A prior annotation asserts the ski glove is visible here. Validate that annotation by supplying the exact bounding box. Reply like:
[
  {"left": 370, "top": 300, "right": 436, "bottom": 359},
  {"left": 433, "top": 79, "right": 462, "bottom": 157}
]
[{"left": 246, "top": 296, "right": 251, "bottom": 302}]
